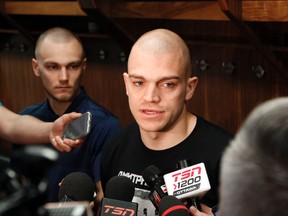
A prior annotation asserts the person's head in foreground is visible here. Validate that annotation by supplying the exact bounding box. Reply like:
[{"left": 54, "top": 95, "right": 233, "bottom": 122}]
[{"left": 220, "top": 97, "right": 288, "bottom": 216}]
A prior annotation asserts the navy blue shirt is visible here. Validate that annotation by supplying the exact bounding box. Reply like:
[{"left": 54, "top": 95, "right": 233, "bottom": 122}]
[{"left": 10, "top": 87, "right": 121, "bottom": 201}]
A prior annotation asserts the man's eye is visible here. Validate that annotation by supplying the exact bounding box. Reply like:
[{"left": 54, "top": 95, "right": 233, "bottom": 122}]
[
  {"left": 47, "top": 65, "right": 58, "bottom": 70},
  {"left": 163, "top": 82, "right": 175, "bottom": 88},
  {"left": 69, "top": 64, "right": 80, "bottom": 70},
  {"left": 134, "top": 81, "right": 143, "bottom": 86}
]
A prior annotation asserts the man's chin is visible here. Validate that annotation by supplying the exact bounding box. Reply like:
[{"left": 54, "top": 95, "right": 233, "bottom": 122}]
[
  {"left": 138, "top": 121, "right": 163, "bottom": 132},
  {"left": 54, "top": 95, "right": 73, "bottom": 103}
]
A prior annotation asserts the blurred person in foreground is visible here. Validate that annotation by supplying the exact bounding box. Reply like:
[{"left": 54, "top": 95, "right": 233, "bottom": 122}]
[
  {"left": 219, "top": 97, "right": 288, "bottom": 216},
  {"left": 191, "top": 97, "right": 288, "bottom": 216}
]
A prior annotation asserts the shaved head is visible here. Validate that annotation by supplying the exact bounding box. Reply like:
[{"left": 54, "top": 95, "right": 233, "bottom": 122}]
[
  {"left": 35, "top": 27, "right": 85, "bottom": 60},
  {"left": 128, "top": 29, "right": 192, "bottom": 77}
]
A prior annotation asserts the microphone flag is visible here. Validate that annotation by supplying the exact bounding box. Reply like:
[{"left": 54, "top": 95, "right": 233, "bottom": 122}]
[{"left": 163, "top": 162, "right": 210, "bottom": 200}]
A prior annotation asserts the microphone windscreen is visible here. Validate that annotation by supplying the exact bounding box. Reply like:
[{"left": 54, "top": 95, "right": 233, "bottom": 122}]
[
  {"left": 142, "top": 165, "right": 162, "bottom": 187},
  {"left": 58, "top": 172, "right": 95, "bottom": 202},
  {"left": 12, "top": 146, "right": 59, "bottom": 183},
  {"left": 159, "top": 195, "right": 190, "bottom": 216},
  {"left": 105, "top": 176, "right": 135, "bottom": 202}
]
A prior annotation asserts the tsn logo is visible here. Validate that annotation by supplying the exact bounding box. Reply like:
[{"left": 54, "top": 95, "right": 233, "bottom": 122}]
[
  {"left": 103, "top": 205, "right": 136, "bottom": 216},
  {"left": 172, "top": 166, "right": 201, "bottom": 182},
  {"left": 164, "top": 163, "right": 211, "bottom": 198},
  {"left": 171, "top": 166, "right": 201, "bottom": 190}
]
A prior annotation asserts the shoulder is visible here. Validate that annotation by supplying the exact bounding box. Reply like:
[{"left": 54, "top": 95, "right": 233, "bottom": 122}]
[
  {"left": 70, "top": 95, "right": 120, "bottom": 125},
  {"left": 195, "top": 116, "right": 233, "bottom": 140},
  {"left": 189, "top": 116, "right": 234, "bottom": 153},
  {"left": 19, "top": 101, "right": 48, "bottom": 116},
  {"left": 87, "top": 104, "right": 121, "bottom": 131},
  {"left": 73, "top": 94, "right": 118, "bottom": 121}
]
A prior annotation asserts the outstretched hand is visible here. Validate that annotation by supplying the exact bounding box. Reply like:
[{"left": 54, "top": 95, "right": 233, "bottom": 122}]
[{"left": 50, "top": 112, "right": 84, "bottom": 152}]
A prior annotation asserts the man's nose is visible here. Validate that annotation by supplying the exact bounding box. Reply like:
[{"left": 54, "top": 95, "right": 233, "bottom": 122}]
[
  {"left": 59, "top": 68, "right": 69, "bottom": 81},
  {"left": 143, "top": 84, "right": 160, "bottom": 103}
]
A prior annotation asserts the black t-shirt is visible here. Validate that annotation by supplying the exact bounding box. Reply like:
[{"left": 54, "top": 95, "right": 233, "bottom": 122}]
[{"left": 101, "top": 116, "right": 233, "bottom": 216}]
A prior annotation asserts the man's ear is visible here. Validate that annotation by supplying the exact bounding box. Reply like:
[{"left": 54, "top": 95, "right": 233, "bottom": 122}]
[
  {"left": 123, "top": 72, "right": 129, "bottom": 96},
  {"left": 32, "top": 58, "right": 40, "bottom": 76},
  {"left": 185, "top": 76, "right": 198, "bottom": 101},
  {"left": 82, "top": 58, "right": 87, "bottom": 72}
]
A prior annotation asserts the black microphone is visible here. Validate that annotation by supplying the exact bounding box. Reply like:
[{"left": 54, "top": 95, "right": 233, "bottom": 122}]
[
  {"left": 159, "top": 195, "right": 190, "bottom": 216},
  {"left": 142, "top": 165, "right": 167, "bottom": 209},
  {"left": 99, "top": 176, "right": 138, "bottom": 216},
  {"left": 0, "top": 146, "right": 58, "bottom": 216},
  {"left": 58, "top": 172, "right": 95, "bottom": 203},
  {"left": 12, "top": 146, "right": 59, "bottom": 184}
]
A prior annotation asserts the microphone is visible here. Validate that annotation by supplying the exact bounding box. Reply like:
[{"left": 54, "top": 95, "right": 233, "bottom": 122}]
[
  {"left": 0, "top": 146, "right": 58, "bottom": 216},
  {"left": 174, "top": 160, "right": 202, "bottom": 210},
  {"left": 12, "top": 146, "right": 59, "bottom": 184},
  {"left": 163, "top": 161, "right": 210, "bottom": 209},
  {"left": 99, "top": 176, "right": 138, "bottom": 216},
  {"left": 159, "top": 195, "right": 190, "bottom": 216},
  {"left": 58, "top": 172, "right": 95, "bottom": 203},
  {"left": 142, "top": 165, "right": 167, "bottom": 209}
]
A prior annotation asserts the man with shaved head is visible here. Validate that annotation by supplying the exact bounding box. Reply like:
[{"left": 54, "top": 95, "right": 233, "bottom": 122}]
[
  {"left": 10, "top": 27, "right": 121, "bottom": 204},
  {"left": 101, "top": 29, "right": 233, "bottom": 215}
]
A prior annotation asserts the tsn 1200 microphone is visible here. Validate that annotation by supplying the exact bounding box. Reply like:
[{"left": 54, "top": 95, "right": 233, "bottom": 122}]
[
  {"left": 142, "top": 165, "right": 167, "bottom": 210},
  {"left": 163, "top": 160, "right": 210, "bottom": 210},
  {"left": 158, "top": 195, "right": 190, "bottom": 216},
  {"left": 99, "top": 176, "right": 138, "bottom": 216},
  {"left": 175, "top": 160, "right": 201, "bottom": 210},
  {"left": 58, "top": 172, "right": 95, "bottom": 203}
]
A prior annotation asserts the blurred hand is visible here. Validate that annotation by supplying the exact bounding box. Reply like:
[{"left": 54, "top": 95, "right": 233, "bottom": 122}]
[
  {"left": 190, "top": 206, "right": 214, "bottom": 216},
  {"left": 50, "top": 112, "right": 84, "bottom": 152}
]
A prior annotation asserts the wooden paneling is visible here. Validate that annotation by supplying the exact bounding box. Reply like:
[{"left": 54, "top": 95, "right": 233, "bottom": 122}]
[
  {"left": 3, "top": 1, "right": 288, "bottom": 22},
  {"left": 2, "top": 1, "right": 228, "bottom": 20},
  {"left": 111, "top": 2, "right": 228, "bottom": 21},
  {"left": 243, "top": 1, "right": 288, "bottom": 22},
  {"left": 3, "top": 1, "right": 86, "bottom": 16},
  {"left": 0, "top": 50, "right": 45, "bottom": 111}
]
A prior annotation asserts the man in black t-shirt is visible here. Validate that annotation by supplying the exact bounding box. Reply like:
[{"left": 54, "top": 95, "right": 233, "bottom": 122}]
[{"left": 101, "top": 29, "right": 233, "bottom": 216}]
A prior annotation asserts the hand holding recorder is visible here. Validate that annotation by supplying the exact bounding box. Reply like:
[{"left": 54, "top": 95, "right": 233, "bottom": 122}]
[{"left": 51, "top": 112, "right": 92, "bottom": 152}]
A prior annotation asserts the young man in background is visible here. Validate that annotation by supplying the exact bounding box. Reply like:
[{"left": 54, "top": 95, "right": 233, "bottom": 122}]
[{"left": 10, "top": 27, "right": 121, "bottom": 204}]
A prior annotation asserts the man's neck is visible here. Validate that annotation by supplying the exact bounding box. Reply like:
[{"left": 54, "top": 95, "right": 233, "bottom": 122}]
[
  {"left": 140, "top": 114, "right": 197, "bottom": 151},
  {"left": 48, "top": 98, "right": 71, "bottom": 116}
]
